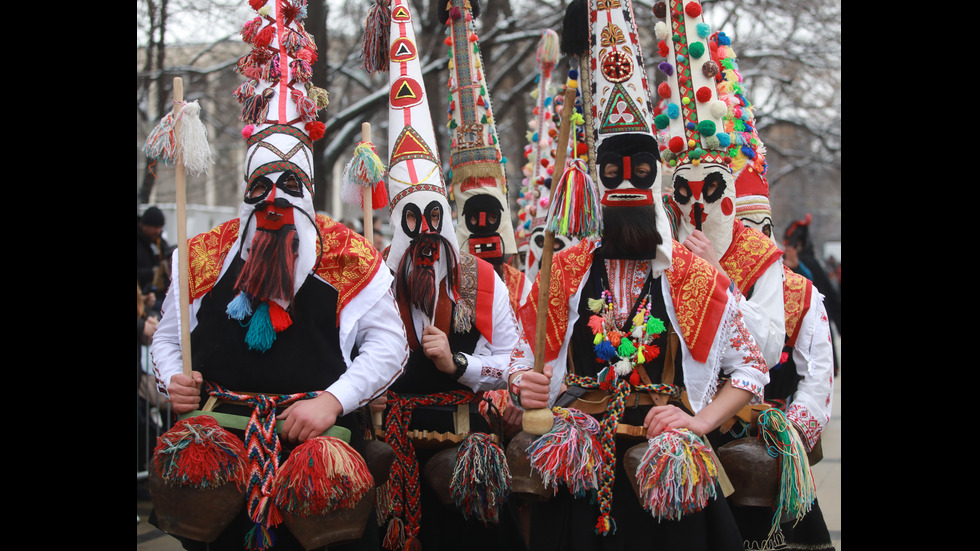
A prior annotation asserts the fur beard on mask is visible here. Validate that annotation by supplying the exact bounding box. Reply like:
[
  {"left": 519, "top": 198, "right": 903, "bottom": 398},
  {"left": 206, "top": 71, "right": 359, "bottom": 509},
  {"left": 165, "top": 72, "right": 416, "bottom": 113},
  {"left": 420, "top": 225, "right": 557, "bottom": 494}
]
[
  {"left": 396, "top": 233, "right": 459, "bottom": 319},
  {"left": 600, "top": 204, "right": 664, "bottom": 260},
  {"left": 236, "top": 225, "right": 299, "bottom": 304}
]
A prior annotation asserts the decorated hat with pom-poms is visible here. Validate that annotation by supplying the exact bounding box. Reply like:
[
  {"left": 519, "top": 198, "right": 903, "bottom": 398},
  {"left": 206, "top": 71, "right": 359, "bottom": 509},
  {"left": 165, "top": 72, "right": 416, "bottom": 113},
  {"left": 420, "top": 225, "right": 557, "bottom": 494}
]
[
  {"left": 235, "top": 0, "right": 328, "bottom": 196},
  {"left": 651, "top": 0, "right": 767, "bottom": 183},
  {"left": 444, "top": 0, "right": 518, "bottom": 263}
]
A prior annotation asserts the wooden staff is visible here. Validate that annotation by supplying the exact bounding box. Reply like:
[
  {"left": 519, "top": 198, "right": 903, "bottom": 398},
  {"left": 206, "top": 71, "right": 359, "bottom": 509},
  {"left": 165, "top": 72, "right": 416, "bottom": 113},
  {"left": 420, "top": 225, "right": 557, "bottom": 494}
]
[
  {"left": 522, "top": 79, "right": 580, "bottom": 435},
  {"left": 361, "top": 122, "right": 375, "bottom": 247},
  {"left": 173, "top": 77, "right": 193, "bottom": 377}
]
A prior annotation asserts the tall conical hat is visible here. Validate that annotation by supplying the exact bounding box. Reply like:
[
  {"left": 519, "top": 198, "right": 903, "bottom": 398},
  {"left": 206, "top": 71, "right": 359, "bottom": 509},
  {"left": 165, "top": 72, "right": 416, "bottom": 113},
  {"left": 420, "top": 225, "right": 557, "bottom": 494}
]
[
  {"left": 380, "top": 0, "right": 458, "bottom": 273},
  {"left": 232, "top": 0, "right": 328, "bottom": 299},
  {"left": 444, "top": 0, "right": 518, "bottom": 263},
  {"left": 653, "top": 1, "right": 767, "bottom": 254}
]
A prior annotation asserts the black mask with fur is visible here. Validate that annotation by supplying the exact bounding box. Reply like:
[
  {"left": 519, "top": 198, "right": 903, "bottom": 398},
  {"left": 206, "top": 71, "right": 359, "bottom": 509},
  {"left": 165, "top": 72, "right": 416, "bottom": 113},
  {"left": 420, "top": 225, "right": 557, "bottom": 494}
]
[
  {"left": 600, "top": 204, "right": 663, "bottom": 260},
  {"left": 396, "top": 232, "right": 459, "bottom": 319}
]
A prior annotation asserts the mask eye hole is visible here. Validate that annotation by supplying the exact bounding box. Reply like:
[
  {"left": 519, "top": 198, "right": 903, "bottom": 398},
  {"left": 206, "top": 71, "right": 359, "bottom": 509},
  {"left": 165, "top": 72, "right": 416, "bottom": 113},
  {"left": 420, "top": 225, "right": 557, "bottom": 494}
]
[
  {"left": 599, "top": 157, "right": 624, "bottom": 189},
  {"left": 402, "top": 204, "right": 422, "bottom": 238},
  {"left": 673, "top": 177, "right": 691, "bottom": 205},
  {"left": 703, "top": 173, "right": 727, "bottom": 203},
  {"left": 424, "top": 201, "right": 443, "bottom": 233},
  {"left": 246, "top": 177, "right": 273, "bottom": 203}
]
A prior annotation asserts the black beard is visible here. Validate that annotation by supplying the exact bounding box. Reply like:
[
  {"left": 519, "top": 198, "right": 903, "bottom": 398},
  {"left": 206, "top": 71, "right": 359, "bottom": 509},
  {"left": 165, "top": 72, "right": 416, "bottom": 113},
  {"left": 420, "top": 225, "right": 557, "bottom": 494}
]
[
  {"left": 600, "top": 204, "right": 663, "bottom": 260},
  {"left": 236, "top": 224, "right": 298, "bottom": 303},
  {"left": 396, "top": 233, "right": 459, "bottom": 319}
]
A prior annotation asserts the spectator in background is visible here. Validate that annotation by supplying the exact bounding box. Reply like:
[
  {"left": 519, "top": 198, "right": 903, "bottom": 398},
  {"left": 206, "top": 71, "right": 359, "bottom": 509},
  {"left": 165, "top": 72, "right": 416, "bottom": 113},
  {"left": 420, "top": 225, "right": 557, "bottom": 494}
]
[{"left": 137, "top": 206, "right": 171, "bottom": 315}]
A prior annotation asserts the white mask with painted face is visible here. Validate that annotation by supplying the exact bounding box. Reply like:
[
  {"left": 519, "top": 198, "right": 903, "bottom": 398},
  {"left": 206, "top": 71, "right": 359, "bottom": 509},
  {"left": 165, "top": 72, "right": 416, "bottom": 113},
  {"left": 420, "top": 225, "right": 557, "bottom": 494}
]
[{"left": 671, "top": 161, "right": 736, "bottom": 258}]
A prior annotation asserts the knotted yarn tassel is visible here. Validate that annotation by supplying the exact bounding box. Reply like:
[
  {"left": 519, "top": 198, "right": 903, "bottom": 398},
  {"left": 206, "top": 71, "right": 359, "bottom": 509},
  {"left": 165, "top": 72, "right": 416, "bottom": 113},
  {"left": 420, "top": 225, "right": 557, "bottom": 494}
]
[
  {"left": 153, "top": 416, "right": 248, "bottom": 489},
  {"left": 527, "top": 407, "right": 603, "bottom": 497},
  {"left": 241, "top": 88, "right": 274, "bottom": 124},
  {"left": 372, "top": 178, "right": 389, "bottom": 210},
  {"left": 547, "top": 158, "right": 602, "bottom": 238},
  {"left": 634, "top": 429, "right": 719, "bottom": 521},
  {"left": 267, "top": 301, "right": 293, "bottom": 333},
  {"left": 143, "top": 101, "right": 214, "bottom": 177},
  {"left": 382, "top": 517, "right": 405, "bottom": 551},
  {"left": 451, "top": 433, "right": 512, "bottom": 524},
  {"left": 341, "top": 141, "right": 387, "bottom": 207},
  {"left": 758, "top": 408, "right": 816, "bottom": 533},
  {"left": 143, "top": 111, "right": 177, "bottom": 163},
  {"left": 227, "top": 291, "right": 254, "bottom": 321},
  {"left": 361, "top": 0, "right": 392, "bottom": 73},
  {"left": 273, "top": 436, "right": 374, "bottom": 517},
  {"left": 246, "top": 302, "right": 276, "bottom": 352},
  {"left": 536, "top": 29, "right": 560, "bottom": 76},
  {"left": 244, "top": 524, "right": 276, "bottom": 551}
]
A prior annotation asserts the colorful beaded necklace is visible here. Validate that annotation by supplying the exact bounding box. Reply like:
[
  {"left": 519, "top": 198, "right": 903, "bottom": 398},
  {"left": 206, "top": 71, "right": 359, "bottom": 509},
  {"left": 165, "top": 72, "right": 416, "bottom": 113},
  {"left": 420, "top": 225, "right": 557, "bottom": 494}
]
[{"left": 587, "top": 272, "right": 666, "bottom": 390}]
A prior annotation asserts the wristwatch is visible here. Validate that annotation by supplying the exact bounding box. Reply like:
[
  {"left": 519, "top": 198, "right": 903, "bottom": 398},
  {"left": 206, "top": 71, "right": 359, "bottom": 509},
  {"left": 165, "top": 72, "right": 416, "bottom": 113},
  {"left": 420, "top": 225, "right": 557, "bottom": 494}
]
[{"left": 452, "top": 352, "right": 468, "bottom": 380}]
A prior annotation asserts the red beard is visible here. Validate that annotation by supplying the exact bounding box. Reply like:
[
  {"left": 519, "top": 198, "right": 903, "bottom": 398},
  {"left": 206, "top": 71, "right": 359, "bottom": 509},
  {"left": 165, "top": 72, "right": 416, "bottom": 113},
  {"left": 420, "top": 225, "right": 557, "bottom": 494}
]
[
  {"left": 396, "top": 233, "right": 458, "bottom": 319},
  {"left": 235, "top": 225, "right": 299, "bottom": 304}
]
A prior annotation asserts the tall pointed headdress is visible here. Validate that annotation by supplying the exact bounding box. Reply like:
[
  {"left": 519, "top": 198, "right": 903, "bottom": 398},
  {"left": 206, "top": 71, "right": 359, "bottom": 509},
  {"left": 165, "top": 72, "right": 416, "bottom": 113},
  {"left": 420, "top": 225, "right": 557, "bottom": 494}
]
[
  {"left": 444, "top": 0, "right": 518, "bottom": 263},
  {"left": 369, "top": 0, "right": 458, "bottom": 273}
]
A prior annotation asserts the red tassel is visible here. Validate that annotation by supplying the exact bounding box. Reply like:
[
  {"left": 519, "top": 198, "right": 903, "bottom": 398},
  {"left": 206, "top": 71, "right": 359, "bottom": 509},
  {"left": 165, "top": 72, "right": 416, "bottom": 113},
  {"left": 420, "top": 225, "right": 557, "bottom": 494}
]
[
  {"left": 268, "top": 302, "right": 293, "bottom": 332},
  {"left": 255, "top": 25, "right": 275, "bottom": 49},
  {"left": 372, "top": 179, "right": 389, "bottom": 210}
]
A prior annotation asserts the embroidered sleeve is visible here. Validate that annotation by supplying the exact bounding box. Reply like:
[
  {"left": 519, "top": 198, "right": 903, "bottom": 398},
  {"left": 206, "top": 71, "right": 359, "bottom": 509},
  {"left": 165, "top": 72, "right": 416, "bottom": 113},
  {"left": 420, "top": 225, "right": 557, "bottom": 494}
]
[
  {"left": 785, "top": 297, "right": 835, "bottom": 450},
  {"left": 722, "top": 305, "right": 768, "bottom": 402}
]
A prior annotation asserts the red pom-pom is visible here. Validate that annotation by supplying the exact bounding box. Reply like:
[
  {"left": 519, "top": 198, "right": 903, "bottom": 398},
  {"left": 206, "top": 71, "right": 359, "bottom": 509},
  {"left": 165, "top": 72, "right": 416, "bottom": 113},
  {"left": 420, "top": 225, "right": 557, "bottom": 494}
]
[
  {"left": 249, "top": 0, "right": 268, "bottom": 10},
  {"left": 242, "top": 125, "right": 255, "bottom": 139},
  {"left": 576, "top": 142, "right": 589, "bottom": 156},
  {"left": 696, "top": 86, "right": 712, "bottom": 103},
  {"left": 469, "top": 33, "right": 479, "bottom": 43},
  {"left": 445, "top": 36, "right": 453, "bottom": 46},
  {"left": 658, "top": 40, "right": 669, "bottom": 57},
  {"left": 658, "top": 82, "right": 672, "bottom": 99},
  {"left": 669, "top": 136, "right": 685, "bottom": 153},
  {"left": 685, "top": 2, "right": 702, "bottom": 17},
  {"left": 306, "top": 121, "right": 325, "bottom": 141},
  {"left": 255, "top": 25, "right": 275, "bottom": 48}
]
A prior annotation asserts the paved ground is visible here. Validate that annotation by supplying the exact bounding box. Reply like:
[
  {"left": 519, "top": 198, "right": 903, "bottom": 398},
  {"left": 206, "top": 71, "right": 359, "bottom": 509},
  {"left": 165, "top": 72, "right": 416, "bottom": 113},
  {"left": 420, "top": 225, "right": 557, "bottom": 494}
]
[{"left": 139, "top": 362, "right": 842, "bottom": 550}]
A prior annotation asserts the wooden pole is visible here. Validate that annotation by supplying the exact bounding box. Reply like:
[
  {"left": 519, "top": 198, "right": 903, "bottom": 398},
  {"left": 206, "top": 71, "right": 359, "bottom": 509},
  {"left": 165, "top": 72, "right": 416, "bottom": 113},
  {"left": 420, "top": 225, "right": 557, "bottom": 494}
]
[
  {"left": 522, "top": 80, "right": 580, "bottom": 435},
  {"left": 361, "top": 122, "right": 374, "bottom": 247},
  {"left": 172, "top": 78, "right": 193, "bottom": 376}
]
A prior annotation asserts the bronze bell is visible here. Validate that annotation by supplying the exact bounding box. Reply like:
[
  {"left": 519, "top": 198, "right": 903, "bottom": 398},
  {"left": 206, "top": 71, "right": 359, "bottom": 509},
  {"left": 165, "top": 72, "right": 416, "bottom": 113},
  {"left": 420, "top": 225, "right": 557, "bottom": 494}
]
[
  {"left": 505, "top": 431, "right": 549, "bottom": 501},
  {"left": 422, "top": 445, "right": 459, "bottom": 506},
  {"left": 147, "top": 469, "right": 245, "bottom": 543},
  {"left": 283, "top": 488, "right": 377, "bottom": 550},
  {"left": 715, "top": 437, "right": 779, "bottom": 508}
]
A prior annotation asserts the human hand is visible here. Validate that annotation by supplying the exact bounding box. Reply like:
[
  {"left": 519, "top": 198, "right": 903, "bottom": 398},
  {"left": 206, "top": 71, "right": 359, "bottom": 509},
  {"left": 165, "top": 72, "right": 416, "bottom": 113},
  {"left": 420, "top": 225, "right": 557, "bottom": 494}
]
[
  {"left": 511, "top": 364, "right": 552, "bottom": 410},
  {"left": 142, "top": 316, "right": 158, "bottom": 339},
  {"left": 501, "top": 397, "right": 523, "bottom": 437},
  {"left": 167, "top": 371, "right": 203, "bottom": 414},
  {"left": 683, "top": 230, "right": 723, "bottom": 272},
  {"left": 421, "top": 325, "right": 454, "bottom": 375},
  {"left": 279, "top": 392, "right": 343, "bottom": 443},
  {"left": 643, "top": 404, "right": 710, "bottom": 439},
  {"left": 369, "top": 395, "right": 388, "bottom": 414}
]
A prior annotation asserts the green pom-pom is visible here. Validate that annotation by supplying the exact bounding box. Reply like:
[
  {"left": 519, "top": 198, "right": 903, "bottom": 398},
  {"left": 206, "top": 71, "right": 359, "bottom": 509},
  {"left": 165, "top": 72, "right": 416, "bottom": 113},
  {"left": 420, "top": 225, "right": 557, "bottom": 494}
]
[
  {"left": 617, "top": 339, "right": 637, "bottom": 358},
  {"left": 646, "top": 317, "right": 666, "bottom": 335},
  {"left": 689, "top": 42, "right": 705, "bottom": 59},
  {"left": 698, "top": 120, "right": 716, "bottom": 136},
  {"left": 588, "top": 298, "right": 605, "bottom": 313},
  {"left": 655, "top": 113, "right": 670, "bottom": 130}
]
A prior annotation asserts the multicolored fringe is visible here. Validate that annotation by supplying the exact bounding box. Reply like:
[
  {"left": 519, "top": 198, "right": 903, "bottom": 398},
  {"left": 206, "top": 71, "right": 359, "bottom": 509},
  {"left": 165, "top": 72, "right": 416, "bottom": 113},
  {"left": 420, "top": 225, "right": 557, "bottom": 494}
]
[
  {"left": 562, "top": 373, "right": 681, "bottom": 535},
  {"left": 379, "top": 390, "right": 483, "bottom": 551},
  {"left": 634, "top": 429, "right": 719, "bottom": 521},
  {"left": 758, "top": 408, "right": 815, "bottom": 535},
  {"left": 361, "top": 0, "right": 392, "bottom": 74},
  {"left": 450, "top": 433, "right": 511, "bottom": 523},
  {"left": 340, "top": 141, "right": 388, "bottom": 210},
  {"left": 153, "top": 415, "right": 248, "bottom": 488},
  {"left": 272, "top": 436, "right": 374, "bottom": 517},
  {"left": 204, "top": 383, "right": 321, "bottom": 550},
  {"left": 526, "top": 407, "right": 603, "bottom": 497},
  {"left": 547, "top": 157, "right": 602, "bottom": 239},
  {"left": 143, "top": 100, "right": 214, "bottom": 176}
]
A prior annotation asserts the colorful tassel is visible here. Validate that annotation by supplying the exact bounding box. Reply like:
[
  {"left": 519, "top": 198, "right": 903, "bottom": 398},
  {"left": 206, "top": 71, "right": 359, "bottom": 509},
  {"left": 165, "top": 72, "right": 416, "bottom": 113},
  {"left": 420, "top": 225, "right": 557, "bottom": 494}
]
[
  {"left": 245, "top": 302, "right": 276, "bottom": 352},
  {"left": 361, "top": 0, "right": 392, "bottom": 74},
  {"left": 143, "top": 100, "right": 214, "bottom": 176},
  {"left": 634, "top": 429, "right": 719, "bottom": 521},
  {"left": 758, "top": 408, "right": 816, "bottom": 534},
  {"left": 547, "top": 158, "right": 602, "bottom": 238},
  {"left": 341, "top": 141, "right": 387, "bottom": 207},
  {"left": 272, "top": 436, "right": 374, "bottom": 517},
  {"left": 451, "top": 433, "right": 511, "bottom": 524},
  {"left": 152, "top": 416, "right": 248, "bottom": 489},
  {"left": 227, "top": 291, "right": 254, "bottom": 320},
  {"left": 267, "top": 301, "right": 293, "bottom": 332},
  {"left": 527, "top": 407, "right": 603, "bottom": 497}
]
